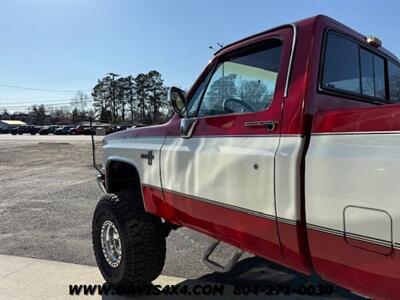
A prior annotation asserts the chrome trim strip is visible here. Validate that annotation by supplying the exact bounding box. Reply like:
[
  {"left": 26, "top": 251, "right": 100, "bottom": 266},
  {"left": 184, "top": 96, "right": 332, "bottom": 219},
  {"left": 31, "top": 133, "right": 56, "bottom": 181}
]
[
  {"left": 167, "top": 135, "right": 282, "bottom": 138},
  {"left": 276, "top": 217, "right": 298, "bottom": 225},
  {"left": 112, "top": 131, "right": 400, "bottom": 138},
  {"left": 142, "top": 183, "right": 277, "bottom": 221},
  {"left": 165, "top": 134, "right": 304, "bottom": 138},
  {"left": 109, "top": 134, "right": 304, "bottom": 141},
  {"left": 142, "top": 184, "right": 302, "bottom": 224},
  {"left": 307, "top": 223, "right": 396, "bottom": 249},
  {"left": 345, "top": 233, "right": 393, "bottom": 248},
  {"left": 165, "top": 187, "right": 278, "bottom": 221},
  {"left": 307, "top": 223, "right": 347, "bottom": 237},
  {"left": 284, "top": 24, "right": 297, "bottom": 98},
  {"left": 312, "top": 131, "right": 400, "bottom": 136}
]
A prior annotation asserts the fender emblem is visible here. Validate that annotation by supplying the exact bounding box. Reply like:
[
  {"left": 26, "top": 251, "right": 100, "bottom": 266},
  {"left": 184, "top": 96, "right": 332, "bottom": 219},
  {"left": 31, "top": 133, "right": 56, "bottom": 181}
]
[{"left": 140, "top": 150, "right": 155, "bottom": 166}]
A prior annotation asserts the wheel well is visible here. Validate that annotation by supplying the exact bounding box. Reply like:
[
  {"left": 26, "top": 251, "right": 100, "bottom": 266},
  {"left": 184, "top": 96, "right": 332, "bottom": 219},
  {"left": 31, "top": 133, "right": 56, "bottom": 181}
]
[{"left": 106, "top": 161, "right": 141, "bottom": 194}]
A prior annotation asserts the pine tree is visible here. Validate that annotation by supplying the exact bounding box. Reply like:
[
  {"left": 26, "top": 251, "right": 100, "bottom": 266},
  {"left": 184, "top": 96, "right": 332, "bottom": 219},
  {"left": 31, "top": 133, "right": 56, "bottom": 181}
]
[
  {"left": 147, "top": 70, "right": 167, "bottom": 124},
  {"left": 135, "top": 73, "right": 149, "bottom": 124},
  {"left": 92, "top": 71, "right": 171, "bottom": 125}
]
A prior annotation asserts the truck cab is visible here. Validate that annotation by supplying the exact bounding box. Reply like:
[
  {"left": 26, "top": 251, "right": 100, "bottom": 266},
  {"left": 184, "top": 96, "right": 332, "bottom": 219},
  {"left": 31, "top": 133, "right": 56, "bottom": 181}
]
[{"left": 93, "top": 15, "right": 400, "bottom": 299}]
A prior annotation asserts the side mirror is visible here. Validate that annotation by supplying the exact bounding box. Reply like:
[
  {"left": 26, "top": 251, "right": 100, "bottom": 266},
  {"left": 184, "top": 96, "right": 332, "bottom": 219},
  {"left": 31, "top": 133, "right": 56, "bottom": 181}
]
[{"left": 168, "top": 86, "right": 187, "bottom": 118}]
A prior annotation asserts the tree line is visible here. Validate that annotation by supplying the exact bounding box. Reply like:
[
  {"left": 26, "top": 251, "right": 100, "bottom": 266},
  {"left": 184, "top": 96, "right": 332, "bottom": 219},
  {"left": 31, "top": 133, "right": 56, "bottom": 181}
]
[
  {"left": 0, "top": 91, "right": 94, "bottom": 126},
  {"left": 0, "top": 70, "right": 173, "bottom": 126},
  {"left": 92, "top": 70, "right": 172, "bottom": 125}
]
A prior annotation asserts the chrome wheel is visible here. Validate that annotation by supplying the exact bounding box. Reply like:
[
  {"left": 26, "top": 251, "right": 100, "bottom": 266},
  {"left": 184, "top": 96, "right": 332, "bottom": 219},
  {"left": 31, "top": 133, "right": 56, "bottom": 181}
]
[{"left": 100, "top": 220, "right": 122, "bottom": 268}]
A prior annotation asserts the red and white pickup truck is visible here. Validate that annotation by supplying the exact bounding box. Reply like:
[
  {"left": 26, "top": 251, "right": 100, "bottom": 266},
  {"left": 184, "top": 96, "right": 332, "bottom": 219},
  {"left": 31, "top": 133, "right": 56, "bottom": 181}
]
[{"left": 92, "top": 15, "right": 400, "bottom": 299}]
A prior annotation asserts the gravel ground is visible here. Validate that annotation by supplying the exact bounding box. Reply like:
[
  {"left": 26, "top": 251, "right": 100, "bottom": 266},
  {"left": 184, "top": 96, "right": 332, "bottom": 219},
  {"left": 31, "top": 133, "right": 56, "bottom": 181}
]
[
  {"left": 0, "top": 137, "right": 235, "bottom": 278},
  {"left": 0, "top": 136, "right": 359, "bottom": 299}
]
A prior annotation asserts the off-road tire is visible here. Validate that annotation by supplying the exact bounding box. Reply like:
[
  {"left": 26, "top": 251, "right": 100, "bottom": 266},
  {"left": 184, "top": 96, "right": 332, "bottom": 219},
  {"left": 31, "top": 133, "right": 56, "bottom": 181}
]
[{"left": 92, "top": 190, "right": 166, "bottom": 286}]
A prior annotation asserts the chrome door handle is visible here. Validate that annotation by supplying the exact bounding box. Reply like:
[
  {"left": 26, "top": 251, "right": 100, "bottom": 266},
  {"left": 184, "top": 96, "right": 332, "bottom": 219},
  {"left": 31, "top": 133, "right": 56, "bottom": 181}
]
[{"left": 244, "top": 120, "right": 278, "bottom": 131}]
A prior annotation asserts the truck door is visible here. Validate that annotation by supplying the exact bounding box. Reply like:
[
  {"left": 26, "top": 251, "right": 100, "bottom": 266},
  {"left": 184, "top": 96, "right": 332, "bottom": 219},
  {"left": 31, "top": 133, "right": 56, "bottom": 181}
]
[
  {"left": 159, "top": 28, "right": 294, "bottom": 262},
  {"left": 305, "top": 30, "right": 400, "bottom": 299}
]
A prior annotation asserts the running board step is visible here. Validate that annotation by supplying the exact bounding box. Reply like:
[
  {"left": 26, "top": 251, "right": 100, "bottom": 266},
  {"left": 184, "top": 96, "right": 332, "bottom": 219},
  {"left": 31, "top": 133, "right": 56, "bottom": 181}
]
[{"left": 202, "top": 240, "right": 243, "bottom": 273}]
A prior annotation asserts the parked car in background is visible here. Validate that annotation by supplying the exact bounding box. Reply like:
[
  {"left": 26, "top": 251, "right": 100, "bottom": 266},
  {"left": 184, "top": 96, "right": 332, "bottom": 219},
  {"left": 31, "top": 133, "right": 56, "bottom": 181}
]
[
  {"left": 39, "top": 126, "right": 50, "bottom": 135},
  {"left": 115, "top": 125, "right": 131, "bottom": 132},
  {"left": 12, "top": 126, "right": 26, "bottom": 135},
  {"left": 0, "top": 128, "right": 9, "bottom": 134},
  {"left": 49, "top": 125, "right": 59, "bottom": 134},
  {"left": 10, "top": 127, "right": 21, "bottom": 135},
  {"left": 10, "top": 126, "right": 41, "bottom": 135},
  {"left": 83, "top": 126, "right": 96, "bottom": 135},
  {"left": 39, "top": 125, "right": 59, "bottom": 135},
  {"left": 54, "top": 125, "right": 74, "bottom": 135},
  {"left": 95, "top": 126, "right": 114, "bottom": 135},
  {"left": 69, "top": 125, "right": 87, "bottom": 135},
  {"left": 104, "top": 126, "right": 115, "bottom": 135},
  {"left": 29, "top": 126, "right": 41, "bottom": 135}
]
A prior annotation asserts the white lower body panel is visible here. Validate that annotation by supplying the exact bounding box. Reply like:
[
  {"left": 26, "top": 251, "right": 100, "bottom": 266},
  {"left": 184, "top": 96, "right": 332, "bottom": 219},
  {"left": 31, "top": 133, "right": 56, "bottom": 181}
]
[
  {"left": 275, "top": 136, "right": 304, "bottom": 223},
  {"left": 161, "top": 136, "right": 279, "bottom": 216},
  {"left": 103, "top": 137, "right": 164, "bottom": 187},
  {"left": 306, "top": 133, "right": 400, "bottom": 247}
]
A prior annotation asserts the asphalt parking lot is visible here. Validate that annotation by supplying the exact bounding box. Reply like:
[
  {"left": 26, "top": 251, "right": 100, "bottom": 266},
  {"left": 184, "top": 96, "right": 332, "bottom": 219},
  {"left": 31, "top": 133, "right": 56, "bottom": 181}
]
[{"left": 0, "top": 135, "right": 360, "bottom": 299}]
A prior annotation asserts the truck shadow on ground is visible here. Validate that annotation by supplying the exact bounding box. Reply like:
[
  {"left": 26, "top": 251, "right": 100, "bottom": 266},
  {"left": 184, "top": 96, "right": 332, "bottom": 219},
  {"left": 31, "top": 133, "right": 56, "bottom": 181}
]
[{"left": 102, "top": 256, "right": 364, "bottom": 299}]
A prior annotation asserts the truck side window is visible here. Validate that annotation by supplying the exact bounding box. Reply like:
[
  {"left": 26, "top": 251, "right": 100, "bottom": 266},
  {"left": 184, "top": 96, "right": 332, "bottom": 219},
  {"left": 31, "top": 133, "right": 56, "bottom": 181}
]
[
  {"left": 322, "top": 33, "right": 360, "bottom": 94},
  {"left": 388, "top": 61, "right": 400, "bottom": 103},
  {"left": 360, "top": 49, "right": 386, "bottom": 99},
  {"left": 322, "top": 32, "right": 387, "bottom": 101},
  {"left": 197, "top": 40, "right": 283, "bottom": 117},
  {"left": 372, "top": 55, "right": 385, "bottom": 99}
]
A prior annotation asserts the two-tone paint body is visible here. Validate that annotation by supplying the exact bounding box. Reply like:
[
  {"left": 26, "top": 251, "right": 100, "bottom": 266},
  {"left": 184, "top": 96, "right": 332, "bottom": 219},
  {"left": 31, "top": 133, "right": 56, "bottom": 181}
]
[{"left": 102, "top": 15, "right": 400, "bottom": 300}]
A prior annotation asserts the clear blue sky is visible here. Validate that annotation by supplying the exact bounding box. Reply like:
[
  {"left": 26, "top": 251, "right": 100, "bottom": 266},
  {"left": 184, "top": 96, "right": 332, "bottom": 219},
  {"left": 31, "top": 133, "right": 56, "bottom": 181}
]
[{"left": 1, "top": 0, "right": 399, "bottom": 111}]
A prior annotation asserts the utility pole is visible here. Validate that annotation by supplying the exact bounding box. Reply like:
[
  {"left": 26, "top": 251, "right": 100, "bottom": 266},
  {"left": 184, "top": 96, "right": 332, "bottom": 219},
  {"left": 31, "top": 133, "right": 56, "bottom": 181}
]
[{"left": 107, "top": 72, "right": 120, "bottom": 124}]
